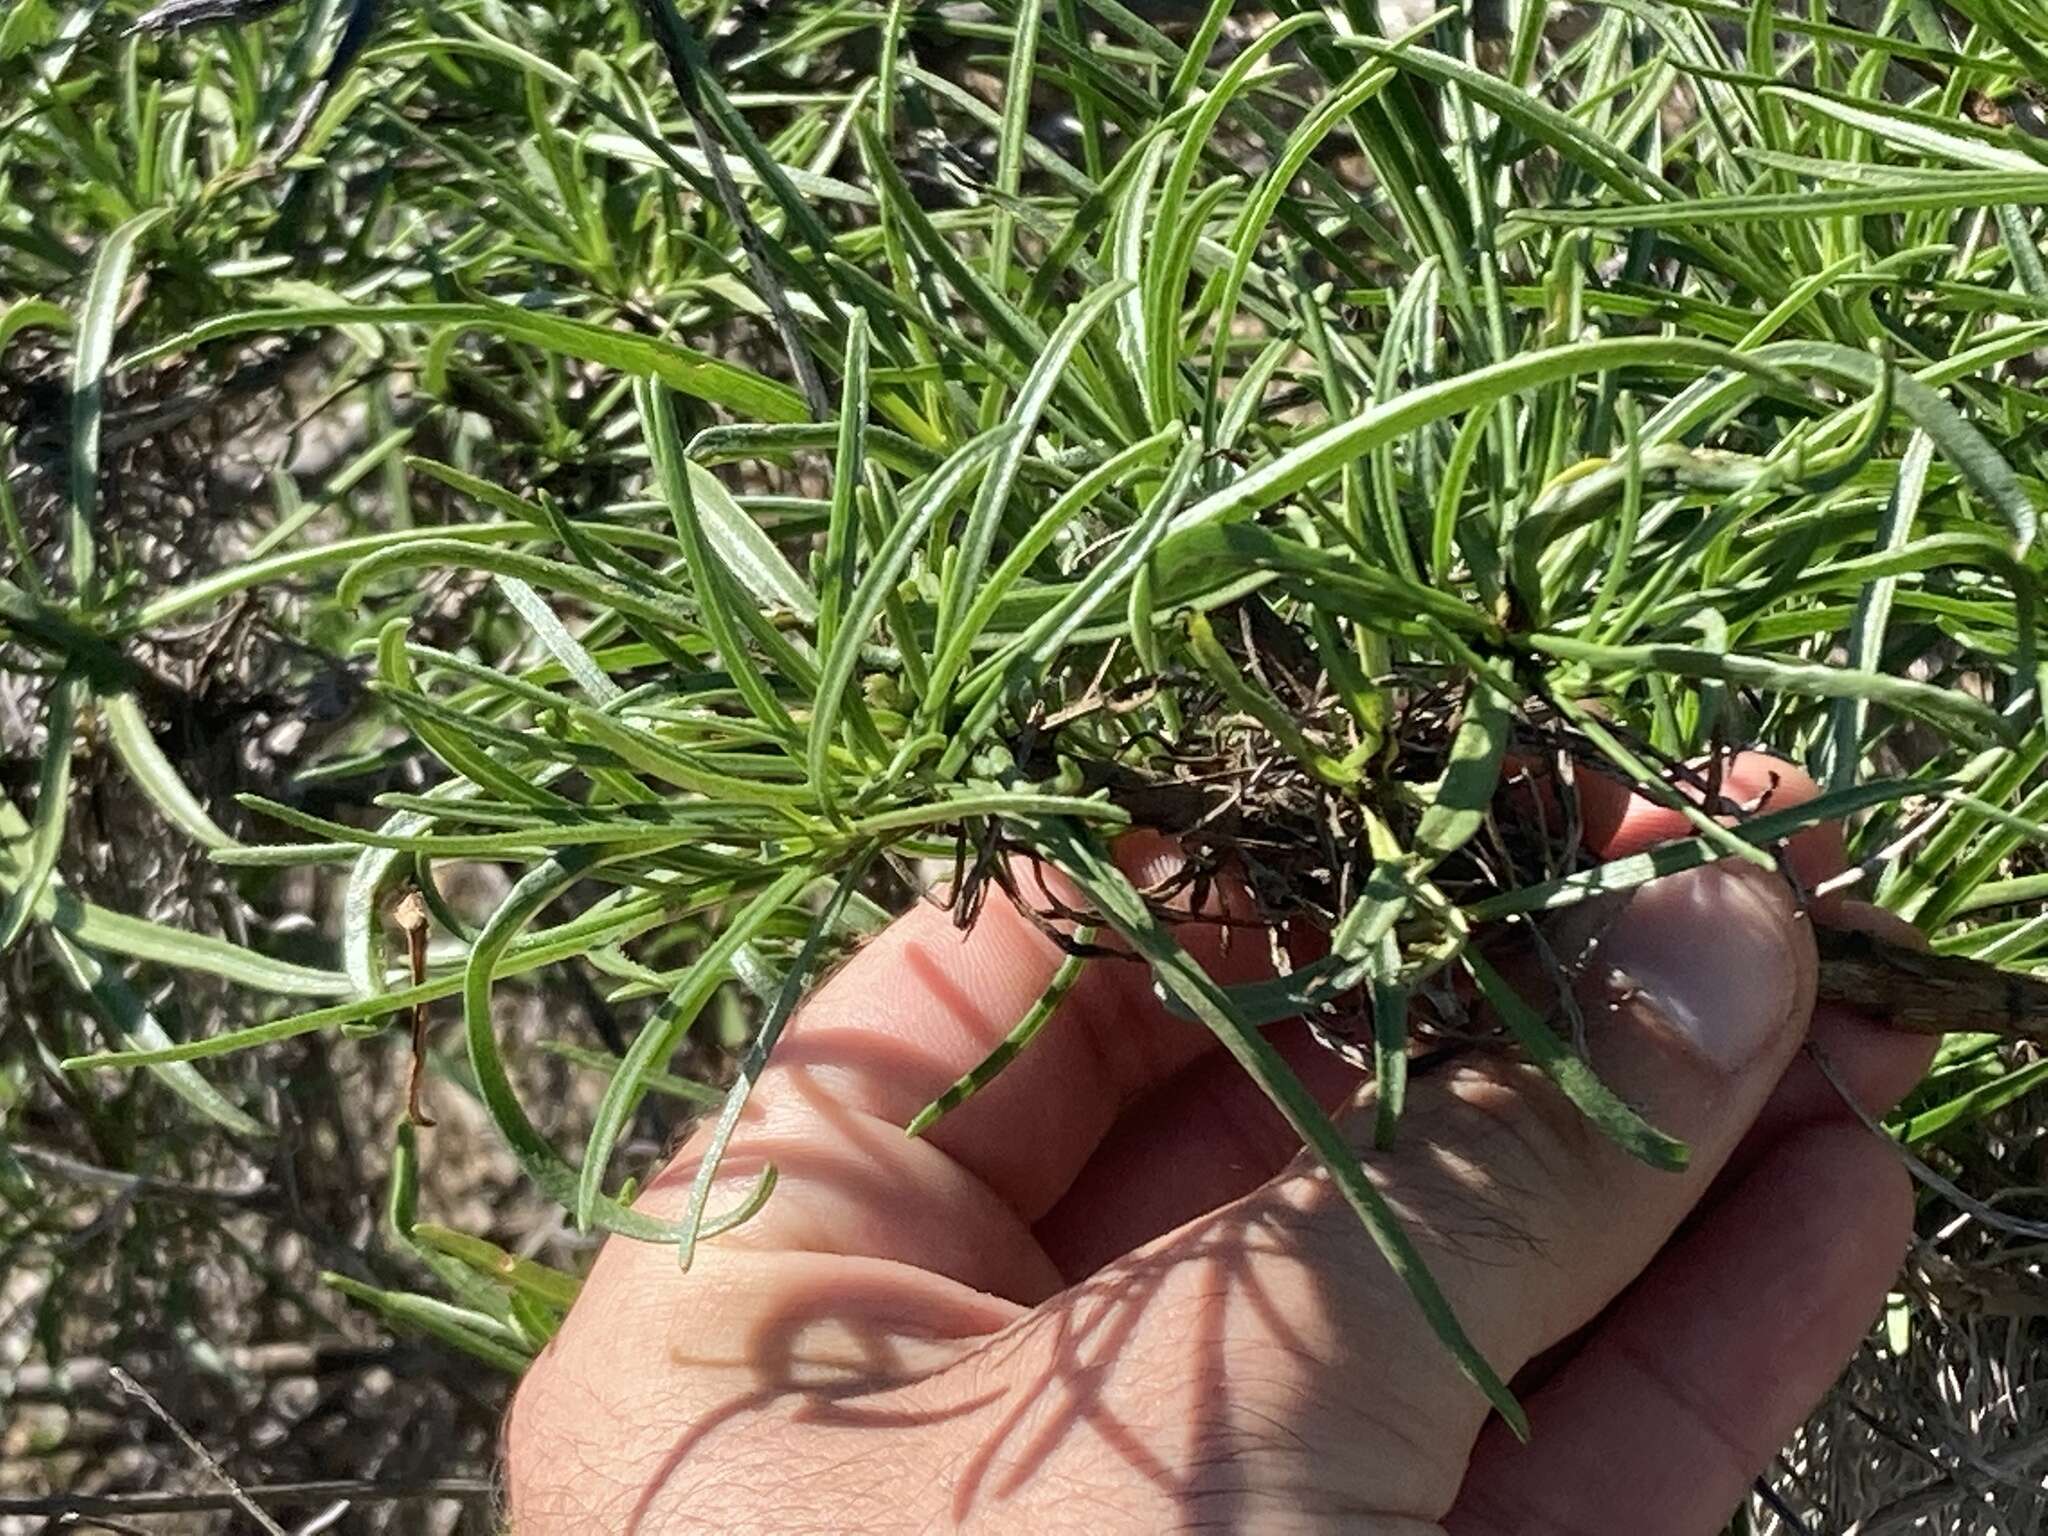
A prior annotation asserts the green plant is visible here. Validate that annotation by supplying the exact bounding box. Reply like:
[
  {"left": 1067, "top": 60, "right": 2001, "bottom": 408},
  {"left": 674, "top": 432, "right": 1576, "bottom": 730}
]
[{"left": 6, "top": 0, "right": 2047, "bottom": 1484}]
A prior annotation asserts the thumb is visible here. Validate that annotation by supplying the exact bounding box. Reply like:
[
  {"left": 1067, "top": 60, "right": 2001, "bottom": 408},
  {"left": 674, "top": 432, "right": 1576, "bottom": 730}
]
[
  {"left": 1373, "top": 862, "right": 1819, "bottom": 1366},
  {"left": 1091, "top": 860, "right": 1818, "bottom": 1517}
]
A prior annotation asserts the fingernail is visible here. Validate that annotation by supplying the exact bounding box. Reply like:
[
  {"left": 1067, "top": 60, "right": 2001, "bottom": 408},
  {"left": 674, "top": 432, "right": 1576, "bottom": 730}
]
[
  {"left": 1588, "top": 864, "right": 1805, "bottom": 1073},
  {"left": 1115, "top": 830, "right": 1186, "bottom": 893}
]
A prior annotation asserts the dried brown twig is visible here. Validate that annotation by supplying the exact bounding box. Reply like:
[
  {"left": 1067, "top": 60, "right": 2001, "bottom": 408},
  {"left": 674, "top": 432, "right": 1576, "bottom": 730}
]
[
  {"left": 391, "top": 889, "right": 435, "bottom": 1127},
  {"left": 1817, "top": 928, "right": 2048, "bottom": 1042}
]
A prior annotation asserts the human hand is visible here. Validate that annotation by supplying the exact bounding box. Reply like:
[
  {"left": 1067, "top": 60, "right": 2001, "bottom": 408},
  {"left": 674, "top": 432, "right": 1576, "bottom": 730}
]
[{"left": 506, "top": 753, "right": 1935, "bottom": 1534}]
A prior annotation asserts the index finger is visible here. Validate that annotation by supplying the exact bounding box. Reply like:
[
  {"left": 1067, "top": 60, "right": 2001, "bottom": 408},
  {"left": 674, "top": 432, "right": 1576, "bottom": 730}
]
[{"left": 630, "top": 832, "right": 1274, "bottom": 1301}]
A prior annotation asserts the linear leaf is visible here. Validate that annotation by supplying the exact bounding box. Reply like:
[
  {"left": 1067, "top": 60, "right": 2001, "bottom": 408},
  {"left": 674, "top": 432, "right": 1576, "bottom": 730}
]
[
  {"left": 69, "top": 208, "right": 169, "bottom": 600},
  {"left": 122, "top": 301, "right": 807, "bottom": 423}
]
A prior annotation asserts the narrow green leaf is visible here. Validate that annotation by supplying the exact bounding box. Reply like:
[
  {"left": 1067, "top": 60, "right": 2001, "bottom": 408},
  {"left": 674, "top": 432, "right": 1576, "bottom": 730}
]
[
  {"left": 411, "top": 1222, "right": 583, "bottom": 1311},
  {"left": 817, "top": 310, "right": 873, "bottom": 664},
  {"left": 812, "top": 428, "right": 1014, "bottom": 807},
  {"left": 123, "top": 301, "right": 808, "bottom": 423},
  {"left": 494, "top": 577, "right": 622, "bottom": 705},
  {"left": 49, "top": 928, "right": 268, "bottom": 1139},
  {"left": 1030, "top": 817, "right": 1526, "bottom": 1437},
  {"left": 1827, "top": 431, "right": 1933, "bottom": 791},
  {"left": 99, "top": 691, "right": 239, "bottom": 851},
  {"left": 1464, "top": 950, "right": 1691, "bottom": 1172},
  {"left": 576, "top": 866, "right": 809, "bottom": 1230},
  {"left": 1413, "top": 672, "right": 1514, "bottom": 869},
  {"left": 460, "top": 851, "right": 687, "bottom": 1243},
  {"left": 1163, "top": 337, "right": 1787, "bottom": 549},
  {"left": 536, "top": 1039, "right": 724, "bottom": 1106},
  {"left": 132, "top": 523, "right": 548, "bottom": 629},
  {"left": 0, "top": 673, "right": 79, "bottom": 949},
  {"left": 683, "top": 461, "right": 820, "bottom": 621},
  {"left": 1523, "top": 632, "right": 2007, "bottom": 743},
  {"left": 923, "top": 423, "right": 1180, "bottom": 730},
  {"left": 323, "top": 1273, "right": 532, "bottom": 1373},
  {"left": 1473, "top": 778, "right": 1941, "bottom": 922},
  {"left": 640, "top": 381, "right": 803, "bottom": 751},
  {"left": 678, "top": 856, "right": 874, "bottom": 1270},
  {"left": 69, "top": 208, "right": 169, "bottom": 601},
  {"left": 931, "top": 279, "right": 1132, "bottom": 683},
  {"left": 61, "top": 884, "right": 688, "bottom": 1070},
  {"left": 906, "top": 937, "right": 1092, "bottom": 1138},
  {"left": 1766, "top": 86, "right": 2043, "bottom": 173},
  {"left": 1895, "top": 1058, "right": 2048, "bottom": 1144},
  {"left": 1517, "top": 176, "right": 2048, "bottom": 228}
]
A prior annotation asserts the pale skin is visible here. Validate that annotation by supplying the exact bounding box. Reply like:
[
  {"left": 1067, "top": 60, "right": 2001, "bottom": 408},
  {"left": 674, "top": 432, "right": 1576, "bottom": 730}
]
[{"left": 505, "top": 754, "right": 1938, "bottom": 1534}]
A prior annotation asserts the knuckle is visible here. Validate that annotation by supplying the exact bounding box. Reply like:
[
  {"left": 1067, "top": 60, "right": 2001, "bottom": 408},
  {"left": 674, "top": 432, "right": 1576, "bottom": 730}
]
[
  {"left": 503, "top": 1343, "right": 660, "bottom": 1535},
  {"left": 1395, "top": 1064, "right": 1602, "bottom": 1266}
]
